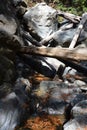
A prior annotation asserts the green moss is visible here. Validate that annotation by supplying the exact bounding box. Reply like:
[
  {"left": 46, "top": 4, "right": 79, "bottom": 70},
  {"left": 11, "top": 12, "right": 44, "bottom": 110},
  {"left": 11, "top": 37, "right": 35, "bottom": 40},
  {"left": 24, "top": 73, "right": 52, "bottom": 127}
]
[{"left": 55, "top": 0, "right": 87, "bottom": 15}]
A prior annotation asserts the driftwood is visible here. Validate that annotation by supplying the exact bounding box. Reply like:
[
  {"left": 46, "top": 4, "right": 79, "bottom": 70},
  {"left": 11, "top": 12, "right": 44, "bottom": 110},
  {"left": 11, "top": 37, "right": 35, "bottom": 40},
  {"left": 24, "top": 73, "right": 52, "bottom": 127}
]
[
  {"left": 19, "top": 46, "right": 87, "bottom": 62},
  {"left": 69, "top": 13, "right": 87, "bottom": 48},
  {"left": 57, "top": 10, "right": 81, "bottom": 24},
  {"left": 39, "top": 32, "right": 55, "bottom": 45},
  {"left": 39, "top": 12, "right": 86, "bottom": 47},
  {"left": 39, "top": 25, "right": 74, "bottom": 46},
  {"left": 62, "top": 13, "right": 87, "bottom": 77},
  {"left": 19, "top": 46, "right": 87, "bottom": 75}
]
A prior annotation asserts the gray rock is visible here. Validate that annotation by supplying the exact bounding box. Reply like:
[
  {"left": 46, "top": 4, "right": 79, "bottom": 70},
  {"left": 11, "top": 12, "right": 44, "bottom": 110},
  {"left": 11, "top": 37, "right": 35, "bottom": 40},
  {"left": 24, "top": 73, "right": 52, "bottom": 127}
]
[
  {"left": 23, "top": 2, "right": 58, "bottom": 39},
  {"left": 0, "top": 77, "right": 30, "bottom": 130},
  {"left": 50, "top": 26, "right": 87, "bottom": 46},
  {"left": 33, "top": 81, "right": 80, "bottom": 115},
  {"left": 39, "top": 81, "right": 80, "bottom": 102},
  {"left": 53, "top": 28, "right": 76, "bottom": 46},
  {"left": 73, "top": 80, "right": 86, "bottom": 87},
  {"left": 71, "top": 93, "right": 87, "bottom": 107},
  {"left": 72, "top": 100, "right": 87, "bottom": 117},
  {"left": 64, "top": 115, "right": 87, "bottom": 130},
  {"left": 20, "top": 54, "right": 64, "bottom": 78},
  {"left": 42, "top": 101, "right": 68, "bottom": 115}
]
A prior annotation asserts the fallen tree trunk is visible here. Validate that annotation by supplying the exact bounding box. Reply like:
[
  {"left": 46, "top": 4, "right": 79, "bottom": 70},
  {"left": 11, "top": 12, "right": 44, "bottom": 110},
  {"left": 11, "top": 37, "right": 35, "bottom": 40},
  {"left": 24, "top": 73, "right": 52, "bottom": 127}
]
[
  {"left": 19, "top": 46, "right": 87, "bottom": 75},
  {"left": 19, "top": 46, "right": 87, "bottom": 62}
]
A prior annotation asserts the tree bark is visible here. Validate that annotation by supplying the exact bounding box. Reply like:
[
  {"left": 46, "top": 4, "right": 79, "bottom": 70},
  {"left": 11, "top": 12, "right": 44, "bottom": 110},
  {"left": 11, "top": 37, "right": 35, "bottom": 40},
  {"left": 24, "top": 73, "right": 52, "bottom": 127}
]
[
  {"left": 57, "top": 10, "right": 81, "bottom": 23},
  {"left": 19, "top": 46, "right": 87, "bottom": 75},
  {"left": 19, "top": 46, "right": 87, "bottom": 62}
]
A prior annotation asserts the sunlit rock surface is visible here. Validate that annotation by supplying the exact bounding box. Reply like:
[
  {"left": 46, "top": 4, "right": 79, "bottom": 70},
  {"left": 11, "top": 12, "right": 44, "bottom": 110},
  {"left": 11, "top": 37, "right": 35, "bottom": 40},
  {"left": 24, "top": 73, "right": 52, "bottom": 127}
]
[{"left": 23, "top": 2, "right": 58, "bottom": 39}]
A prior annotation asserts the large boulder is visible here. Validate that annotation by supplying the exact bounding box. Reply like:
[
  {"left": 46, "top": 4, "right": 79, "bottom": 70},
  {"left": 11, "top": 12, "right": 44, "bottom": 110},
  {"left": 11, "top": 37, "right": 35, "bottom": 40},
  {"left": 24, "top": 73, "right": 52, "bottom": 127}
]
[{"left": 23, "top": 2, "right": 58, "bottom": 39}]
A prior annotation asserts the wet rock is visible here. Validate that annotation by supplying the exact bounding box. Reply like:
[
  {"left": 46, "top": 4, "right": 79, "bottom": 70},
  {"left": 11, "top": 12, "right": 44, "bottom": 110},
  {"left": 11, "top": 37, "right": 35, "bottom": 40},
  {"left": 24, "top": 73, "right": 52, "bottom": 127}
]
[
  {"left": 32, "top": 81, "right": 80, "bottom": 115},
  {"left": 40, "top": 81, "right": 80, "bottom": 102},
  {"left": 63, "top": 115, "right": 87, "bottom": 130},
  {"left": 71, "top": 100, "right": 87, "bottom": 118}
]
